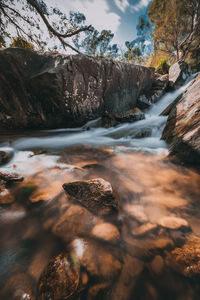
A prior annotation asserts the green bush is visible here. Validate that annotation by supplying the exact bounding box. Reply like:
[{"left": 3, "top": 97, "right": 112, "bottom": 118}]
[
  {"left": 10, "top": 36, "right": 35, "bottom": 50},
  {"left": 155, "top": 58, "right": 170, "bottom": 74}
]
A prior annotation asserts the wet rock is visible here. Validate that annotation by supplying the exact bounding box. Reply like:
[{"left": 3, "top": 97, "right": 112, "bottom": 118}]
[
  {"left": 0, "top": 147, "right": 14, "bottom": 166},
  {"left": 69, "top": 238, "right": 121, "bottom": 279},
  {"left": 170, "top": 230, "right": 186, "bottom": 247},
  {"left": 131, "top": 223, "right": 158, "bottom": 238},
  {"left": 160, "top": 93, "right": 182, "bottom": 116},
  {"left": 126, "top": 237, "right": 174, "bottom": 261},
  {"left": 158, "top": 216, "right": 189, "bottom": 230},
  {"left": 169, "top": 61, "right": 191, "bottom": 89},
  {"left": 137, "top": 94, "right": 152, "bottom": 109},
  {"left": 87, "top": 282, "right": 110, "bottom": 300},
  {"left": 137, "top": 74, "right": 169, "bottom": 109},
  {"left": 166, "top": 235, "right": 200, "bottom": 279},
  {"left": 28, "top": 238, "right": 55, "bottom": 281},
  {"left": 102, "top": 108, "right": 145, "bottom": 128},
  {"left": 148, "top": 255, "right": 164, "bottom": 275},
  {"left": 0, "top": 48, "right": 154, "bottom": 129},
  {"left": 124, "top": 204, "right": 148, "bottom": 223},
  {"left": 0, "top": 171, "right": 24, "bottom": 183},
  {"left": 52, "top": 204, "right": 95, "bottom": 241},
  {"left": 91, "top": 222, "right": 120, "bottom": 244},
  {"left": 0, "top": 273, "right": 35, "bottom": 300},
  {"left": 63, "top": 178, "right": 118, "bottom": 217},
  {"left": 0, "top": 188, "right": 15, "bottom": 204},
  {"left": 37, "top": 253, "right": 82, "bottom": 300},
  {"left": 162, "top": 74, "right": 200, "bottom": 164},
  {"left": 110, "top": 254, "right": 144, "bottom": 300}
]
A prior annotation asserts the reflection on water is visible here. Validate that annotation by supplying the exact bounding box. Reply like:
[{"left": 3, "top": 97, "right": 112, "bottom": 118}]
[{"left": 0, "top": 146, "right": 200, "bottom": 299}]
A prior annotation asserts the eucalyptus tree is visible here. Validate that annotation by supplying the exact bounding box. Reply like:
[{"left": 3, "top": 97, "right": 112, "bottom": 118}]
[
  {"left": 148, "top": 0, "right": 200, "bottom": 60},
  {"left": 0, "top": 0, "right": 93, "bottom": 53}
]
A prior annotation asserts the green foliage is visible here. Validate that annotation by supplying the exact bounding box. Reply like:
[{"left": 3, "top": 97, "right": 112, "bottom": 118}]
[
  {"left": 145, "top": 53, "right": 170, "bottom": 74},
  {"left": 186, "top": 49, "right": 200, "bottom": 73},
  {"left": 148, "top": 0, "right": 200, "bottom": 61},
  {"left": 155, "top": 58, "right": 170, "bottom": 74},
  {"left": 21, "top": 184, "right": 37, "bottom": 197},
  {"left": 0, "top": 0, "right": 93, "bottom": 53},
  {"left": 10, "top": 36, "right": 35, "bottom": 50},
  {"left": 124, "top": 45, "right": 143, "bottom": 64},
  {"left": 73, "top": 28, "right": 119, "bottom": 58},
  {"left": 0, "top": 35, "right": 6, "bottom": 48}
]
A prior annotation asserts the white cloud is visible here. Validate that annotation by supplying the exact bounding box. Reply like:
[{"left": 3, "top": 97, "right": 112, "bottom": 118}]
[
  {"left": 47, "top": 0, "right": 121, "bottom": 33},
  {"left": 114, "top": 0, "right": 130, "bottom": 13},
  {"left": 131, "top": 0, "right": 151, "bottom": 12}
]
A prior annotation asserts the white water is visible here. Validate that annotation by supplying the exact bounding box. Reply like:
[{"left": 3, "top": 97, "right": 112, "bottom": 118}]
[{"left": 1, "top": 74, "right": 198, "bottom": 158}]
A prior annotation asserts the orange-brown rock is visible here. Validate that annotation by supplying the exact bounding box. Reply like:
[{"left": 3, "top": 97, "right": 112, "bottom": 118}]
[
  {"left": 37, "top": 253, "right": 82, "bottom": 300},
  {"left": 162, "top": 74, "right": 200, "bottom": 164},
  {"left": 63, "top": 178, "right": 118, "bottom": 217},
  {"left": 166, "top": 235, "right": 200, "bottom": 279}
]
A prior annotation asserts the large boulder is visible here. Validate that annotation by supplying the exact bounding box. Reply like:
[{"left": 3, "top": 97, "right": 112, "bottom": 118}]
[
  {"left": 169, "top": 60, "right": 191, "bottom": 89},
  {"left": 0, "top": 48, "right": 154, "bottom": 129},
  {"left": 137, "top": 73, "right": 169, "bottom": 109},
  {"left": 162, "top": 74, "right": 200, "bottom": 164},
  {"left": 62, "top": 178, "right": 118, "bottom": 217}
]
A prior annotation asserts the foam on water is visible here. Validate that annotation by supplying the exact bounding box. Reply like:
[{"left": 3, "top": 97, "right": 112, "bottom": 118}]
[{"left": 2, "top": 73, "right": 198, "bottom": 157}]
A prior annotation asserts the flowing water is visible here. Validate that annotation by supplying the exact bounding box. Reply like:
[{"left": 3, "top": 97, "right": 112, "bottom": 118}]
[{"left": 0, "top": 75, "right": 200, "bottom": 299}]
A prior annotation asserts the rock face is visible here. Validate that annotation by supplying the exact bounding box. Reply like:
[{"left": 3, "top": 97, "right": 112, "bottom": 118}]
[
  {"left": 0, "top": 47, "right": 154, "bottom": 129},
  {"left": 137, "top": 73, "right": 169, "bottom": 109},
  {"left": 102, "top": 108, "right": 145, "bottom": 128},
  {"left": 169, "top": 60, "right": 191, "bottom": 89},
  {"left": 162, "top": 74, "right": 200, "bottom": 164}
]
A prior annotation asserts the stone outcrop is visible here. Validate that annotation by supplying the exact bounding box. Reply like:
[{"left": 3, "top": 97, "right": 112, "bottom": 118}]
[
  {"left": 0, "top": 47, "right": 154, "bottom": 129},
  {"left": 137, "top": 73, "right": 169, "bottom": 109},
  {"left": 169, "top": 60, "right": 191, "bottom": 89},
  {"left": 162, "top": 74, "right": 200, "bottom": 164},
  {"left": 62, "top": 178, "right": 118, "bottom": 217},
  {"left": 101, "top": 107, "right": 145, "bottom": 128}
]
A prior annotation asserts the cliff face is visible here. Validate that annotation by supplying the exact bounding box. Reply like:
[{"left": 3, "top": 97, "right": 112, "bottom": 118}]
[
  {"left": 162, "top": 74, "right": 200, "bottom": 164},
  {"left": 0, "top": 48, "right": 154, "bottom": 129}
]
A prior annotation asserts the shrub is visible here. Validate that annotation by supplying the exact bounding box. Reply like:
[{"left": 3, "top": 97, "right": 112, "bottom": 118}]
[{"left": 10, "top": 36, "right": 35, "bottom": 50}]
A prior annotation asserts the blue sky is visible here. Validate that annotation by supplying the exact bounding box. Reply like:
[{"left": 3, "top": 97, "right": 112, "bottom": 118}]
[{"left": 47, "top": 0, "right": 152, "bottom": 48}]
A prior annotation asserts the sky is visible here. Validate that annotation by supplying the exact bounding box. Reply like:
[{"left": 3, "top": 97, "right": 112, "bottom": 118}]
[{"left": 47, "top": 0, "right": 152, "bottom": 48}]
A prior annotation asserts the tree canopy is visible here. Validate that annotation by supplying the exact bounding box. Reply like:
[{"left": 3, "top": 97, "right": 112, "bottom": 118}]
[
  {"left": 0, "top": 0, "right": 93, "bottom": 53},
  {"left": 148, "top": 0, "right": 200, "bottom": 61}
]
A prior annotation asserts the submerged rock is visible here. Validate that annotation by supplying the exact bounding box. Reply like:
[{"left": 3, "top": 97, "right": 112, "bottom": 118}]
[
  {"left": 37, "top": 253, "right": 82, "bottom": 300},
  {"left": 169, "top": 61, "right": 191, "bottom": 89},
  {"left": 102, "top": 108, "right": 145, "bottom": 128},
  {"left": 91, "top": 222, "right": 120, "bottom": 244},
  {"left": 63, "top": 178, "right": 118, "bottom": 217},
  {"left": 166, "top": 235, "right": 200, "bottom": 279},
  {"left": 0, "top": 148, "right": 14, "bottom": 166},
  {"left": 158, "top": 216, "right": 189, "bottom": 230},
  {"left": 162, "top": 74, "right": 200, "bottom": 164},
  {"left": 0, "top": 273, "right": 35, "bottom": 300},
  {"left": 131, "top": 223, "right": 158, "bottom": 238},
  {"left": 124, "top": 204, "right": 148, "bottom": 223},
  {"left": 69, "top": 238, "right": 122, "bottom": 278},
  {"left": 52, "top": 204, "right": 95, "bottom": 241},
  {"left": 0, "top": 48, "right": 154, "bottom": 129},
  {"left": 0, "top": 171, "right": 24, "bottom": 183}
]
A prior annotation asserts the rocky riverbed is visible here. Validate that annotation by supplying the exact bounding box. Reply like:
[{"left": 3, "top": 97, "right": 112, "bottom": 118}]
[{"left": 0, "top": 53, "right": 200, "bottom": 300}]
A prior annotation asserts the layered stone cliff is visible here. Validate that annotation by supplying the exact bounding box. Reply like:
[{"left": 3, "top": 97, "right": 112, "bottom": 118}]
[
  {"left": 0, "top": 48, "right": 154, "bottom": 129},
  {"left": 162, "top": 74, "right": 200, "bottom": 164}
]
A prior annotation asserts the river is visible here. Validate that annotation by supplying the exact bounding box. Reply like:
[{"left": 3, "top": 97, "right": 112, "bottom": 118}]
[{"left": 0, "top": 75, "right": 200, "bottom": 299}]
